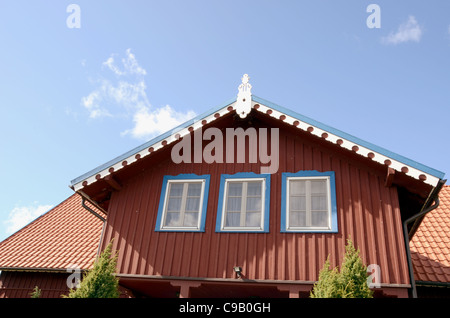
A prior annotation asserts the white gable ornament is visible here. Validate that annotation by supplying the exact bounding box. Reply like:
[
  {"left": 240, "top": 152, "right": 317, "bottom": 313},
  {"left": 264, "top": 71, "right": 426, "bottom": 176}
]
[{"left": 236, "top": 74, "right": 252, "bottom": 118}]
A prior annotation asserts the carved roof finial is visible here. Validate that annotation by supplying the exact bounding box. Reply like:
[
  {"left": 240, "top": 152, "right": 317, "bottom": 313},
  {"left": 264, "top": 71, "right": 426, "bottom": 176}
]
[{"left": 236, "top": 74, "right": 252, "bottom": 118}]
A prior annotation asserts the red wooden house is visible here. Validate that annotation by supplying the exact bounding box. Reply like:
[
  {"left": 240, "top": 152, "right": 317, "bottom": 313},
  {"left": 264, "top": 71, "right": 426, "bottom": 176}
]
[{"left": 0, "top": 75, "right": 448, "bottom": 298}]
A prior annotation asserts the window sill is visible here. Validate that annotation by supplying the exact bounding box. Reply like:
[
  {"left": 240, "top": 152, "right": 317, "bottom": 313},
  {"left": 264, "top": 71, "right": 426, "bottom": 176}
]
[
  {"left": 281, "top": 229, "right": 338, "bottom": 233},
  {"left": 216, "top": 228, "right": 269, "bottom": 233}
]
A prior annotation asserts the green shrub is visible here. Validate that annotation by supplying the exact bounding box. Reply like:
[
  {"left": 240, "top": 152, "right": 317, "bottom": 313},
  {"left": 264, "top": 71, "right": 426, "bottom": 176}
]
[
  {"left": 310, "top": 238, "right": 373, "bottom": 298},
  {"left": 63, "top": 241, "right": 120, "bottom": 298},
  {"left": 309, "top": 257, "right": 341, "bottom": 298},
  {"left": 30, "top": 286, "right": 41, "bottom": 298}
]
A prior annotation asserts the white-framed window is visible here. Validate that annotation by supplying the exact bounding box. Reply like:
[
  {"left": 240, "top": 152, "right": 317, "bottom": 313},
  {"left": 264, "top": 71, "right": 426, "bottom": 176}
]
[
  {"left": 216, "top": 173, "right": 270, "bottom": 232},
  {"left": 281, "top": 171, "right": 338, "bottom": 233},
  {"left": 155, "top": 174, "right": 210, "bottom": 232}
]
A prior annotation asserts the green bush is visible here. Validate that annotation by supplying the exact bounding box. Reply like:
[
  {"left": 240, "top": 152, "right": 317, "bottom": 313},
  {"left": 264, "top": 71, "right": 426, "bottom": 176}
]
[
  {"left": 30, "top": 286, "right": 41, "bottom": 298},
  {"left": 310, "top": 239, "right": 373, "bottom": 298},
  {"left": 63, "top": 241, "right": 120, "bottom": 298}
]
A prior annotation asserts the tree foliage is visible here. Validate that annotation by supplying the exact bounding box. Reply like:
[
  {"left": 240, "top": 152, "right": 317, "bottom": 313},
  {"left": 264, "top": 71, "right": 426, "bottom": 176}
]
[
  {"left": 309, "top": 257, "right": 341, "bottom": 298},
  {"left": 30, "top": 286, "right": 41, "bottom": 298},
  {"left": 63, "top": 241, "right": 120, "bottom": 298},
  {"left": 310, "top": 238, "right": 373, "bottom": 298}
]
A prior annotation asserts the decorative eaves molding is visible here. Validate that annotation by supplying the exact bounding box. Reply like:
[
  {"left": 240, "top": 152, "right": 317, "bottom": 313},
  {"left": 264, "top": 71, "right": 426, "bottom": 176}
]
[
  {"left": 251, "top": 97, "right": 443, "bottom": 187},
  {"left": 71, "top": 75, "right": 444, "bottom": 192}
]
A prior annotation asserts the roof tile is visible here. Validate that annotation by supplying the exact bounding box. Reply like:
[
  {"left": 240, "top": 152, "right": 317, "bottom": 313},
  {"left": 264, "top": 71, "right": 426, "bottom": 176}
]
[{"left": 410, "top": 185, "right": 450, "bottom": 283}]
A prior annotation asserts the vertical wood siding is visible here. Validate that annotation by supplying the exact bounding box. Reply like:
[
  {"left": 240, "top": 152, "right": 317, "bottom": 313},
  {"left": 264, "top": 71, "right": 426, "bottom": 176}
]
[
  {"left": 0, "top": 271, "right": 133, "bottom": 298},
  {"left": 100, "top": 118, "right": 410, "bottom": 286},
  {"left": 0, "top": 272, "right": 69, "bottom": 298}
]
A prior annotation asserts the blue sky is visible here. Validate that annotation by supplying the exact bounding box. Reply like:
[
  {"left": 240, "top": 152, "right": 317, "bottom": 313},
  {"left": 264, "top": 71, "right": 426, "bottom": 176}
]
[{"left": 0, "top": 1, "right": 449, "bottom": 241}]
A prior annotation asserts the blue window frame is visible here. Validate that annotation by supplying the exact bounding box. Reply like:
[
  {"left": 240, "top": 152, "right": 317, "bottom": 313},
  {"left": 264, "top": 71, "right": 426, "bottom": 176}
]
[
  {"left": 215, "top": 172, "right": 270, "bottom": 233},
  {"left": 155, "top": 174, "right": 210, "bottom": 232},
  {"left": 281, "top": 171, "right": 338, "bottom": 233}
]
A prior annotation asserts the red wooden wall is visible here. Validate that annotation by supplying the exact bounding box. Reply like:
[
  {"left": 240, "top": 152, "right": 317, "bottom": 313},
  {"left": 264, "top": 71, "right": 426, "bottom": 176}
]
[
  {"left": 0, "top": 271, "right": 69, "bottom": 298},
  {"left": 99, "top": 114, "right": 410, "bottom": 286}
]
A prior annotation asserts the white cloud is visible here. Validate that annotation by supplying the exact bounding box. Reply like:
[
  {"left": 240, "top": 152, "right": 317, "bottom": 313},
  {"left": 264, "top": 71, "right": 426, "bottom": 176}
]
[
  {"left": 103, "top": 56, "right": 123, "bottom": 76},
  {"left": 382, "top": 16, "right": 423, "bottom": 45},
  {"left": 102, "top": 49, "right": 147, "bottom": 76},
  {"left": 82, "top": 49, "right": 194, "bottom": 139},
  {"left": 82, "top": 88, "right": 111, "bottom": 119},
  {"left": 124, "top": 105, "right": 196, "bottom": 139},
  {"left": 4, "top": 204, "right": 53, "bottom": 235}
]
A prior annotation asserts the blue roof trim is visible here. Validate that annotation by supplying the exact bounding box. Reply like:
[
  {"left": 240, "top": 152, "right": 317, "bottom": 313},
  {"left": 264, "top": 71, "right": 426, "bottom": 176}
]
[
  {"left": 70, "top": 97, "right": 237, "bottom": 186},
  {"left": 71, "top": 94, "right": 445, "bottom": 187},
  {"left": 252, "top": 95, "right": 445, "bottom": 179}
]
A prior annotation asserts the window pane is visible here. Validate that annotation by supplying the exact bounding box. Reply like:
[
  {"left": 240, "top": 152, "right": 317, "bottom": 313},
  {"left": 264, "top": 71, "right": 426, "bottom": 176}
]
[
  {"left": 290, "top": 180, "right": 306, "bottom": 195},
  {"left": 223, "top": 179, "right": 266, "bottom": 230},
  {"left": 185, "top": 197, "right": 200, "bottom": 212},
  {"left": 290, "top": 211, "right": 306, "bottom": 227},
  {"left": 246, "top": 197, "right": 261, "bottom": 212},
  {"left": 169, "top": 183, "right": 184, "bottom": 196},
  {"left": 246, "top": 212, "right": 261, "bottom": 227},
  {"left": 167, "top": 197, "right": 182, "bottom": 212},
  {"left": 227, "top": 197, "right": 241, "bottom": 212},
  {"left": 312, "top": 211, "right": 328, "bottom": 227},
  {"left": 225, "top": 212, "right": 240, "bottom": 227},
  {"left": 165, "top": 212, "right": 180, "bottom": 227},
  {"left": 290, "top": 196, "right": 306, "bottom": 211},
  {"left": 311, "top": 195, "right": 327, "bottom": 211},
  {"left": 311, "top": 180, "right": 327, "bottom": 194},
  {"left": 228, "top": 182, "right": 243, "bottom": 196},
  {"left": 187, "top": 183, "right": 202, "bottom": 196},
  {"left": 247, "top": 182, "right": 262, "bottom": 196},
  {"left": 285, "top": 176, "right": 332, "bottom": 231},
  {"left": 160, "top": 179, "right": 207, "bottom": 230},
  {"left": 183, "top": 212, "right": 199, "bottom": 227}
]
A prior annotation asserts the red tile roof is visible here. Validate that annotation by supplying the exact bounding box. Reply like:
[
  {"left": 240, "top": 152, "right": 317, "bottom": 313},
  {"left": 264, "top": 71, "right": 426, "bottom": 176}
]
[
  {"left": 0, "top": 194, "right": 104, "bottom": 271},
  {"left": 410, "top": 185, "right": 450, "bottom": 283}
]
